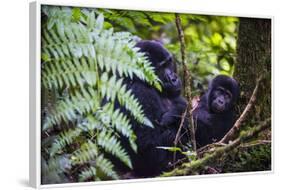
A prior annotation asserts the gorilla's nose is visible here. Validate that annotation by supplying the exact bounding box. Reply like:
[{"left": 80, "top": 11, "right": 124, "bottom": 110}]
[
  {"left": 218, "top": 99, "right": 224, "bottom": 105},
  {"left": 171, "top": 77, "right": 177, "bottom": 82},
  {"left": 171, "top": 77, "right": 179, "bottom": 85}
]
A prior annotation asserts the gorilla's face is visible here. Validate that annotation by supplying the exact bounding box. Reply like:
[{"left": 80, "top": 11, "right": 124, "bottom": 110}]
[
  {"left": 135, "top": 40, "right": 182, "bottom": 97},
  {"left": 157, "top": 58, "right": 182, "bottom": 97},
  {"left": 207, "top": 75, "right": 239, "bottom": 114},
  {"left": 210, "top": 87, "right": 232, "bottom": 113}
]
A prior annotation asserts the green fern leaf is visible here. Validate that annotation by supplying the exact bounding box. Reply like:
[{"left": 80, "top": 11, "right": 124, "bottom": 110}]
[
  {"left": 71, "top": 140, "right": 98, "bottom": 165},
  {"left": 79, "top": 166, "right": 96, "bottom": 181},
  {"left": 42, "top": 87, "right": 100, "bottom": 130},
  {"left": 98, "top": 130, "right": 132, "bottom": 168},
  {"left": 49, "top": 128, "right": 82, "bottom": 156},
  {"left": 96, "top": 155, "right": 119, "bottom": 180}
]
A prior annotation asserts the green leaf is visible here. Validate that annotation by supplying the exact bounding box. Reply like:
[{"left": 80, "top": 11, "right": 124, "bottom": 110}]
[
  {"left": 79, "top": 166, "right": 96, "bottom": 181},
  {"left": 47, "top": 18, "right": 56, "bottom": 30},
  {"left": 156, "top": 146, "right": 182, "bottom": 152},
  {"left": 42, "top": 53, "right": 50, "bottom": 62},
  {"left": 87, "top": 11, "right": 96, "bottom": 30},
  {"left": 95, "top": 14, "right": 104, "bottom": 32},
  {"left": 143, "top": 117, "right": 154, "bottom": 128},
  {"left": 72, "top": 8, "right": 81, "bottom": 22},
  {"left": 211, "top": 32, "right": 223, "bottom": 46}
]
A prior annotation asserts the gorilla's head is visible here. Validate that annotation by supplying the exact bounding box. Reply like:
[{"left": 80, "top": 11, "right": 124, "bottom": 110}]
[
  {"left": 136, "top": 40, "right": 182, "bottom": 97},
  {"left": 207, "top": 75, "right": 239, "bottom": 113}
]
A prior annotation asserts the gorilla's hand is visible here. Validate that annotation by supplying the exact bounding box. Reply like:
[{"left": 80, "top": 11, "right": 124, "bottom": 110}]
[{"left": 159, "top": 111, "right": 176, "bottom": 126}]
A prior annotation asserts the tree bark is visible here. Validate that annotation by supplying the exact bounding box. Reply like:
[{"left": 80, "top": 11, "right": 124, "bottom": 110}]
[{"left": 234, "top": 17, "right": 271, "bottom": 125}]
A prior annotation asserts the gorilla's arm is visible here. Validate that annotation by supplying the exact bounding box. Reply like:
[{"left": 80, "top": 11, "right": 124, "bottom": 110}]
[
  {"left": 159, "top": 96, "right": 187, "bottom": 126},
  {"left": 130, "top": 80, "right": 167, "bottom": 124}
]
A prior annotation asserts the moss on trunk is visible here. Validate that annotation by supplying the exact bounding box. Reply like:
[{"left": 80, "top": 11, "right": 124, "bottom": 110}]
[{"left": 234, "top": 18, "right": 271, "bottom": 123}]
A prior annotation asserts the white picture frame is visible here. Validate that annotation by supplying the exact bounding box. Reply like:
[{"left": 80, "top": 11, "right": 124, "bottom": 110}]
[{"left": 29, "top": 1, "right": 274, "bottom": 189}]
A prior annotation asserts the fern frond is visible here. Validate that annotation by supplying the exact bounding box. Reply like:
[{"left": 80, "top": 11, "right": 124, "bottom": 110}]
[
  {"left": 97, "top": 130, "right": 132, "bottom": 168},
  {"left": 96, "top": 155, "right": 119, "bottom": 180},
  {"left": 100, "top": 73, "right": 153, "bottom": 127},
  {"left": 71, "top": 140, "right": 98, "bottom": 165},
  {"left": 110, "top": 108, "right": 136, "bottom": 140},
  {"left": 94, "top": 31, "right": 138, "bottom": 78},
  {"left": 95, "top": 30, "right": 162, "bottom": 91},
  {"left": 42, "top": 47, "right": 97, "bottom": 89},
  {"left": 42, "top": 16, "right": 161, "bottom": 91},
  {"left": 49, "top": 128, "right": 82, "bottom": 156},
  {"left": 135, "top": 55, "right": 163, "bottom": 91},
  {"left": 42, "top": 155, "right": 71, "bottom": 177},
  {"left": 81, "top": 108, "right": 137, "bottom": 152},
  {"left": 79, "top": 166, "right": 96, "bottom": 181},
  {"left": 78, "top": 114, "right": 103, "bottom": 131},
  {"left": 42, "top": 51, "right": 98, "bottom": 89},
  {"left": 42, "top": 16, "right": 97, "bottom": 90},
  {"left": 43, "top": 87, "right": 100, "bottom": 130},
  {"left": 42, "top": 6, "right": 73, "bottom": 30},
  {"left": 41, "top": 157, "right": 69, "bottom": 184},
  {"left": 95, "top": 103, "right": 137, "bottom": 151}
]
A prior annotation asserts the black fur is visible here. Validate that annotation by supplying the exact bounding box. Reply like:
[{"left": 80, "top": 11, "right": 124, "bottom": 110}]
[
  {"left": 193, "top": 75, "right": 239, "bottom": 148},
  {"left": 119, "top": 40, "right": 188, "bottom": 177}
]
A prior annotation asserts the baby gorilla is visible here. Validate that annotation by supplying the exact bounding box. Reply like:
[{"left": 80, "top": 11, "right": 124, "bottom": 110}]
[{"left": 193, "top": 75, "right": 239, "bottom": 148}]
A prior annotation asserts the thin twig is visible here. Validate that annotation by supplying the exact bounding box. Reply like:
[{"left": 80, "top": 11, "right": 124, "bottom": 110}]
[
  {"left": 175, "top": 13, "right": 196, "bottom": 151},
  {"left": 174, "top": 109, "right": 188, "bottom": 146},
  {"left": 219, "top": 76, "right": 264, "bottom": 144}
]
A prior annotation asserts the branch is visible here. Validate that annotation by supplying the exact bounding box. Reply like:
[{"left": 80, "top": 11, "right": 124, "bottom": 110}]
[
  {"left": 161, "top": 118, "right": 271, "bottom": 177},
  {"left": 240, "top": 140, "right": 271, "bottom": 149},
  {"left": 175, "top": 13, "right": 196, "bottom": 151},
  {"left": 219, "top": 76, "right": 263, "bottom": 144},
  {"left": 174, "top": 109, "right": 188, "bottom": 146}
]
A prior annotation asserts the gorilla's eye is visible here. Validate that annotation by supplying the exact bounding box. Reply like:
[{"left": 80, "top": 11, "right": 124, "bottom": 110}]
[
  {"left": 159, "top": 55, "right": 172, "bottom": 67},
  {"left": 213, "top": 89, "right": 223, "bottom": 96},
  {"left": 216, "top": 87, "right": 224, "bottom": 93},
  {"left": 212, "top": 87, "right": 233, "bottom": 102},
  {"left": 224, "top": 91, "right": 232, "bottom": 100}
]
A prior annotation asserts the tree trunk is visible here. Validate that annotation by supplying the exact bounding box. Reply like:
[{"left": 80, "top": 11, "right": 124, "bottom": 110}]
[{"left": 234, "top": 17, "right": 271, "bottom": 124}]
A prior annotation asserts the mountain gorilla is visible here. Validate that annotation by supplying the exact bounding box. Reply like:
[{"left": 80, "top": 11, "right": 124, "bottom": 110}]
[
  {"left": 120, "top": 40, "right": 188, "bottom": 177},
  {"left": 135, "top": 41, "right": 187, "bottom": 127},
  {"left": 193, "top": 75, "right": 240, "bottom": 148}
]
